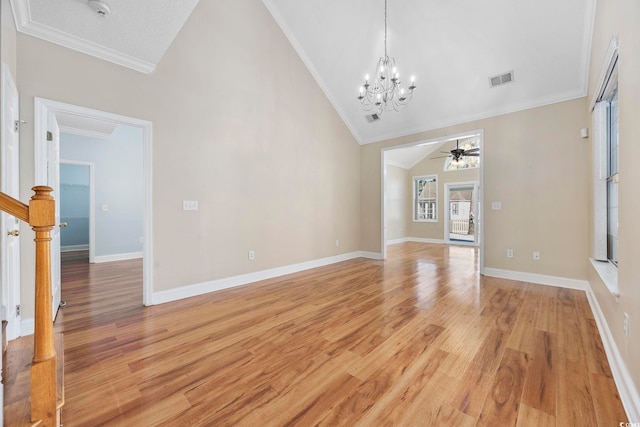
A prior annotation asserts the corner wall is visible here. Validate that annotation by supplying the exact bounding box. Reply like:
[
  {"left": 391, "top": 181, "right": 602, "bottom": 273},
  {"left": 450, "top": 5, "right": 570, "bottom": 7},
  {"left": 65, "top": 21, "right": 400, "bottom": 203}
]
[
  {"left": 587, "top": 0, "right": 640, "bottom": 418},
  {"left": 361, "top": 97, "right": 589, "bottom": 281}
]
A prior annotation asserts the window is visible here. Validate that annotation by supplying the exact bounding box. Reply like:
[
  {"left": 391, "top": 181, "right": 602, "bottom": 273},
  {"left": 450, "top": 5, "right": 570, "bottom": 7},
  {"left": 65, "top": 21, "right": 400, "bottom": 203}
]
[
  {"left": 413, "top": 175, "right": 437, "bottom": 221},
  {"left": 591, "top": 37, "right": 618, "bottom": 295},
  {"left": 606, "top": 88, "right": 618, "bottom": 265},
  {"left": 445, "top": 138, "right": 480, "bottom": 171}
]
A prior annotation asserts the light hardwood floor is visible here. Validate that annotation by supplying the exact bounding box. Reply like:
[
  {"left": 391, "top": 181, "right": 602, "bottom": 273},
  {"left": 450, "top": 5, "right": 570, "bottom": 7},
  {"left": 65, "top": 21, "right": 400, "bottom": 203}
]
[{"left": 47, "top": 242, "right": 626, "bottom": 425}]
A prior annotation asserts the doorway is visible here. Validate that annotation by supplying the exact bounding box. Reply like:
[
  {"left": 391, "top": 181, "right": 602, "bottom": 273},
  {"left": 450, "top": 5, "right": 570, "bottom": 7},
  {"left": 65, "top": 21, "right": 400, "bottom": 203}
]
[
  {"left": 445, "top": 182, "right": 479, "bottom": 245},
  {"left": 381, "top": 130, "right": 484, "bottom": 273},
  {"left": 34, "top": 98, "right": 153, "bottom": 307},
  {"left": 59, "top": 162, "right": 94, "bottom": 263}
]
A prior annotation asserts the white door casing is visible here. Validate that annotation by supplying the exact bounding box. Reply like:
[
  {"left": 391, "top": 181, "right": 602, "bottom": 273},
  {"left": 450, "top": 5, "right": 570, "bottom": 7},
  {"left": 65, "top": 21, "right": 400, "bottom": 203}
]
[
  {"left": 444, "top": 181, "right": 479, "bottom": 246},
  {"left": 47, "top": 111, "right": 62, "bottom": 319},
  {"left": 1, "top": 63, "right": 21, "bottom": 339},
  {"left": 34, "top": 98, "right": 153, "bottom": 307}
]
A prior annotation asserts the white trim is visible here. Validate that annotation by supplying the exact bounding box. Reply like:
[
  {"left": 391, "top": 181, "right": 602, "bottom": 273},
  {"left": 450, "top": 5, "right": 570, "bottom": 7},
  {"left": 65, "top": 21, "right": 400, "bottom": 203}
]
[
  {"left": 261, "top": 0, "right": 361, "bottom": 144},
  {"left": 93, "top": 252, "right": 143, "bottom": 264},
  {"left": 408, "top": 237, "right": 446, "bottom": 245},
  {"left": 33, "top": 98, "right": 153, "bottom": 306},
  {"left": 153, "top": 251, "right": 371, "bottom": 305},
  {"left": 444, "top": 181, "right": 479, "bottom": 245},
  {"left": 360, "top": 251, "right": 383, "bottom": 260},
  {"left": 589, "top": 258, "right": 619, "bottom": 297},
  {"left": 361, "top": 89, "right": 586, "bottom": 145},
  {"left": 585, "top": 285, "right": 640, "bottom": 422},
  {"left": 387, "top": 238, "right": 410, "bottom": 245},
  {"left": 483, "top": 267, "right": 588, "bottom": 291},
  {"left": 58, "top": 125, "right": 112, "bottom": 139},
  {"left": 61, "top": 245, "right": 89, "bottom": 253},
  {"left": 9, "top": 0, "right": 154, "bottom": 73},
  {"left": 590, "top": 36, "right": 619, "bottom": 111}
]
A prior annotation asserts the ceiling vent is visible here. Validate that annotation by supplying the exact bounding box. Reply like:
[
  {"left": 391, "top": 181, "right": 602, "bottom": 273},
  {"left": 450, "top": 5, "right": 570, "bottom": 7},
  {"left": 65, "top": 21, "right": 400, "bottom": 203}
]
[
  {"left": 489, "top": 71, "right": 514, "bottom": 88},
  {"left": 365, "top": 113, "right": 381, "bottom": 123}
]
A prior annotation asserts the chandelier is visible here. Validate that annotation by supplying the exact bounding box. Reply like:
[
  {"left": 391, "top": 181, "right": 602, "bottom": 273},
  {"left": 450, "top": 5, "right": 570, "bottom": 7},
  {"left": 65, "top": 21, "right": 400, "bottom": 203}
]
[{"left": 357, "top": 0, "right": 416, "bottom": 114}]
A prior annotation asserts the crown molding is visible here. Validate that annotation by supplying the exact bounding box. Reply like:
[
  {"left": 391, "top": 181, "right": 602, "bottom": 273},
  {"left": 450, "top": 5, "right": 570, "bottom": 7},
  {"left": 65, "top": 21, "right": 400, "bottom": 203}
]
[{"left": 9, "top": 0, "right": 155, "bottom": 74}]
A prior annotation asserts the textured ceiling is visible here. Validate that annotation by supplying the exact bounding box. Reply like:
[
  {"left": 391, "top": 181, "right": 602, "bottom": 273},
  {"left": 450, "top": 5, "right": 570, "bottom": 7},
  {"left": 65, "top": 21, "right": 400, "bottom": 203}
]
[{"left": 10, "top": 0, "right": 200, "bottom": 72}]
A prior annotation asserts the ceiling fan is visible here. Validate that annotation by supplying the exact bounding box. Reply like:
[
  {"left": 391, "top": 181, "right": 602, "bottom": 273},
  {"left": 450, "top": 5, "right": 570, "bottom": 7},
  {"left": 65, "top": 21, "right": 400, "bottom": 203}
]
[{"left": 431, "top": 139, "right": 480, "bottom": 161}]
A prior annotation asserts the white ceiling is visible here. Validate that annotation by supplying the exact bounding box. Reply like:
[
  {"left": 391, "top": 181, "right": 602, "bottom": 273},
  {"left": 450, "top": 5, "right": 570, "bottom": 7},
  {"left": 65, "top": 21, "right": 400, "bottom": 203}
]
[
  {"left": 264, "top": 0, "right": 596, "bottom": 144},
  {"left": 11, "top": 0, "right": 596, "bottom": 144},
  {"left": 10, "top": 0, "right": 200, "bottom": 73}
]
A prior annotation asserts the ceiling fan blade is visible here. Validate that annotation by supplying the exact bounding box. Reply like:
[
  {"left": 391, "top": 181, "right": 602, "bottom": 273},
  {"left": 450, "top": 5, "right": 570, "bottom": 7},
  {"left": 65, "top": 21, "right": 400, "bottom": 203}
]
[
  {"left": 463, "top": 153, "right": 480, "bottom": 157},
  {"left": 430, "top": 155, "right": 451, "bottom": 159},
  {"left": 464, "top": 148, "right": 480, "bottom": 153},
  {"left": 440, "top": 151, "right": 452, "bottom": 154}
]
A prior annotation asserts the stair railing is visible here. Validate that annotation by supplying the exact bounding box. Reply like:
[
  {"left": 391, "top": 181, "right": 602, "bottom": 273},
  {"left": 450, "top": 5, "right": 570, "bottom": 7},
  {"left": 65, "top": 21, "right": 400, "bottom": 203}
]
[{"left": 0, "top": 186, "right": 58, "bottom": 426}]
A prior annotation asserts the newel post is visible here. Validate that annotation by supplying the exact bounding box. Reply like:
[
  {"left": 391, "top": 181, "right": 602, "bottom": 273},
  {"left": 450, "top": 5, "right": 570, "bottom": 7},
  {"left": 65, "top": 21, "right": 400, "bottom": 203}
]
[{"left": 29, "top": 186, "right": 57, "bottom": 426}]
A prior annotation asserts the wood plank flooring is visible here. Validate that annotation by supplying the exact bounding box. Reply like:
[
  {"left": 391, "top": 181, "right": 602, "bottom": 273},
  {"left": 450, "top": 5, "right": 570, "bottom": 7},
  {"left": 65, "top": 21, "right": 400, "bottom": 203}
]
[{"left": 28, "top": 243, "right": 629, "bottom": 425}]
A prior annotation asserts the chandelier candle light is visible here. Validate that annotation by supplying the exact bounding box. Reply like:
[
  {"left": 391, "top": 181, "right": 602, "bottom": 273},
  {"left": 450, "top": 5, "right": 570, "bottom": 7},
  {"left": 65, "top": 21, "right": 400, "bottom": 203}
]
[{"left": 358, "top": 0, "right": 416, "bottom": 114}]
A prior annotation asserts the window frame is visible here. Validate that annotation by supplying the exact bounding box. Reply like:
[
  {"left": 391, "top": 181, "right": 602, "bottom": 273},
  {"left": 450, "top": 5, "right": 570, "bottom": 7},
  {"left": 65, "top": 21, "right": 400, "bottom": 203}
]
[{"left": 413, "top": 175, "right": 438, "bottom": 222}]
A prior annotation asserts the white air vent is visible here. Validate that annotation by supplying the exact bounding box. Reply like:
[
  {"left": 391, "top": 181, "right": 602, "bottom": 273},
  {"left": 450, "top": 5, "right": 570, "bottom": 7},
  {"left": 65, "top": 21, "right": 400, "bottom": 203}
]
[
  {"left": 489, "top": 71, "right": 514, "bottom": 88},
  {"left": 365, "top": 113, "right": 380, "bottom": 123}
]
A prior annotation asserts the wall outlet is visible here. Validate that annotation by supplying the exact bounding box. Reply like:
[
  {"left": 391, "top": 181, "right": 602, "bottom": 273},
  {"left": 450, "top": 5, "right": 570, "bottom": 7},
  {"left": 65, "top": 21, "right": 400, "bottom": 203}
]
[
  {"left": 182, "top": 200, "right": 199, "bottom": 211},
  {"left": 335, "top": 240, "right": 340, "bottom": 247},
  {"left": 491, "top": 201, "right": 502, "bottom": 210},
  {"left": 624, "top": 312, "right": 630, "bottom": 337},
  {"left": 533, "top": 251, "right": 541, "bottom": 261},
  {"left": 506, "top": 249, "right": 514, "bottom": 258},
  {"left": 139, "top": 237, "right": 144, "bottom": 244},
  {"left": 102, "top": 204, "right": 109, "bottom": 212},
  {"left": 248, "top": 250, "right": 255, "bottom": 261}
]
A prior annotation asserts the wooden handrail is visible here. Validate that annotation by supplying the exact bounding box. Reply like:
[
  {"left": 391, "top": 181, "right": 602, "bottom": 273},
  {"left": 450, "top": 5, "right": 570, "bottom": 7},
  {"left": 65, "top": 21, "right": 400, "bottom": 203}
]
[
  {"left": 0, "top": 186, "right": 59, "bottom": 427},
  {"left": 0, "top": 191, "right": 29, "bottom": 222}
]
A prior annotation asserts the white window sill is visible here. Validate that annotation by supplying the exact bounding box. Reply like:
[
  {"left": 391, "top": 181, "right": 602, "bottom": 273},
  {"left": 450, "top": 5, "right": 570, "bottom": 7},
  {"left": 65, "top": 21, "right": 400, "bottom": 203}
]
[
  {"left": 590, "top": 258, "right": 619, "bottom": 297},
  {"left": 413, "top": 219, "right": 437, "bottom": 223}
]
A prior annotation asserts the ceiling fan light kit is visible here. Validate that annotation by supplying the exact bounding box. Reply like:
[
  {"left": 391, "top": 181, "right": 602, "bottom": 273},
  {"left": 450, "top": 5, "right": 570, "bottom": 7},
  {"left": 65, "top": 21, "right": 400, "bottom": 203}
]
[{"left": 357, "top": 0, "right": 416, "bottom": 115}]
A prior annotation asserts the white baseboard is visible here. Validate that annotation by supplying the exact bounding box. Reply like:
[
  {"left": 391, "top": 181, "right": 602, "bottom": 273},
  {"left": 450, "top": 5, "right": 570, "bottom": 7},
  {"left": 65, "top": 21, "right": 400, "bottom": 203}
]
[
  {"left": 61, "top": 244, "right": 89, "bottom": 252},
  {"left": 585, "top": 285, "right": 640, "bottom": 422},
  {"left": 409, "top": 237, "right": 446, "bottom": 244},
  {"left": 359, "top": 251, "right": 383, "bottom": 260},
  {"left": 387, "top": 238, "right": 410, "bottom": 245},
  {"left": 93, "top": 251, "right": 143, "bottom": 263},
  {"left": 482, "top": 267, "right": 588, "bottom": 291},
  {"left": 153, "top": 251, "right": 370, "bottom": 305}
]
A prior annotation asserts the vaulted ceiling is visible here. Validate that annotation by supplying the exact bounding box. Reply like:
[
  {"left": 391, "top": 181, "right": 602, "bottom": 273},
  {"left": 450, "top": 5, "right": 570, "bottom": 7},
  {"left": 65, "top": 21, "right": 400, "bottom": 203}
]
[{"left": 10, "top": 0, "right": 596, "bottom": 145}]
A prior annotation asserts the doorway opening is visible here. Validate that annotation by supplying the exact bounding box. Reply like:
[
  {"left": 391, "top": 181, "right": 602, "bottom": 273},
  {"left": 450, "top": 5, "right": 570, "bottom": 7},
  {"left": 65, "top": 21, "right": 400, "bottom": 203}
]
[
  {"left": 381, "top": 130, "right": 484, "bottom": 273},
  {"left": 34, "top": 98, "right": 153, "bottom": 308},
  {"left": 445, "top": 182, "right": 479, "bottom": 245}
]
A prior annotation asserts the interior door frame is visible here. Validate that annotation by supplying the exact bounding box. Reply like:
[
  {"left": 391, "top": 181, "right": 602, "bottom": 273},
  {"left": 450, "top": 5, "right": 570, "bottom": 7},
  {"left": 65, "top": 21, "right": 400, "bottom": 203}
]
[
  {"left": 1, "top": 63, "right": 21, "bottom": 339},
  {"left": 381, "top": 129, "right": 485, "bottom": 274},
  {"left": 59, "top": 160, "right": 96, "bottom": 263},
  {"left": 444, "top": 181, "right": 480, "bottom": 246},
  {"left": 34, "top": 98, "right": 153, "bottom": 306}
]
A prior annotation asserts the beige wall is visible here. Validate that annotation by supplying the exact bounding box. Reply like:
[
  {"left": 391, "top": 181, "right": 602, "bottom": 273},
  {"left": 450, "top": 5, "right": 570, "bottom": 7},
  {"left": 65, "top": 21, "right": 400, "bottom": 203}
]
[
  {"left": 1, "top": 0, "right": 16, "bottom": 77},
  {"left": 408, "top": 139, "right": 480, "bottom": 240},
  {"left": 362, "top": 98, "right": 589, "bottom": 280},
  {"left": 15, "top": 0, "right": 361, "bottom": 318},
  {"left": 587, "top": 0, "right": 640, "bottom": 400},
  {"left": 384, "top": 164, "right": 409, "bottom": 241}
]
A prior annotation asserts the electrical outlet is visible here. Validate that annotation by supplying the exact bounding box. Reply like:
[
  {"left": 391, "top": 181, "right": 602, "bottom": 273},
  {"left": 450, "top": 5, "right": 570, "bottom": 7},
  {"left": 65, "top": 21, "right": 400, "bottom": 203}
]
[
  {"left": 248, "top": 250, "right": 255, "bottom": 261},
  {"left": 533, "top": 251, "right": 541, "bottom": 261},
  {"left": 139, "top": 237, "right": 144, "bottom": 244},
  {"left": 491, "top": 201, "right": 502, "bottom": 210},
  {"left": 506, "top": 249, "right": 513, "bottom": 258},
  {"left": 624, "top": 313, "right": 630, "bottom": 337},
  {"left": 335, "top": 240, "right": 340, "bottom": 247}
]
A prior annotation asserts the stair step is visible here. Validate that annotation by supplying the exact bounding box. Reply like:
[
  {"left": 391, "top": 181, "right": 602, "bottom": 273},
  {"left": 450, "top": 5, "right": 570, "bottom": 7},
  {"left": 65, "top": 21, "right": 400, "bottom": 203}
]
[{"left": 3, "top": 334, "right": 64, "bottom": 427}]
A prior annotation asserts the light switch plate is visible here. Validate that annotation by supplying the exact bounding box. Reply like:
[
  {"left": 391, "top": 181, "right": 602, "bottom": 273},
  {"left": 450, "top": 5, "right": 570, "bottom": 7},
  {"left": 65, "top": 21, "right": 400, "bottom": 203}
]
[{"left": 182, "top": 200, "right": 199, "bottom": 211}]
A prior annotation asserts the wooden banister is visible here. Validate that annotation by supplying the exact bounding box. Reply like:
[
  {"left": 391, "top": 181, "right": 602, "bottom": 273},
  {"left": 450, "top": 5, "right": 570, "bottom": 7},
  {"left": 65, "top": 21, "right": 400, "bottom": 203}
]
[{"left": 0, "top": 186, "right": 59, "bottom": 427}]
